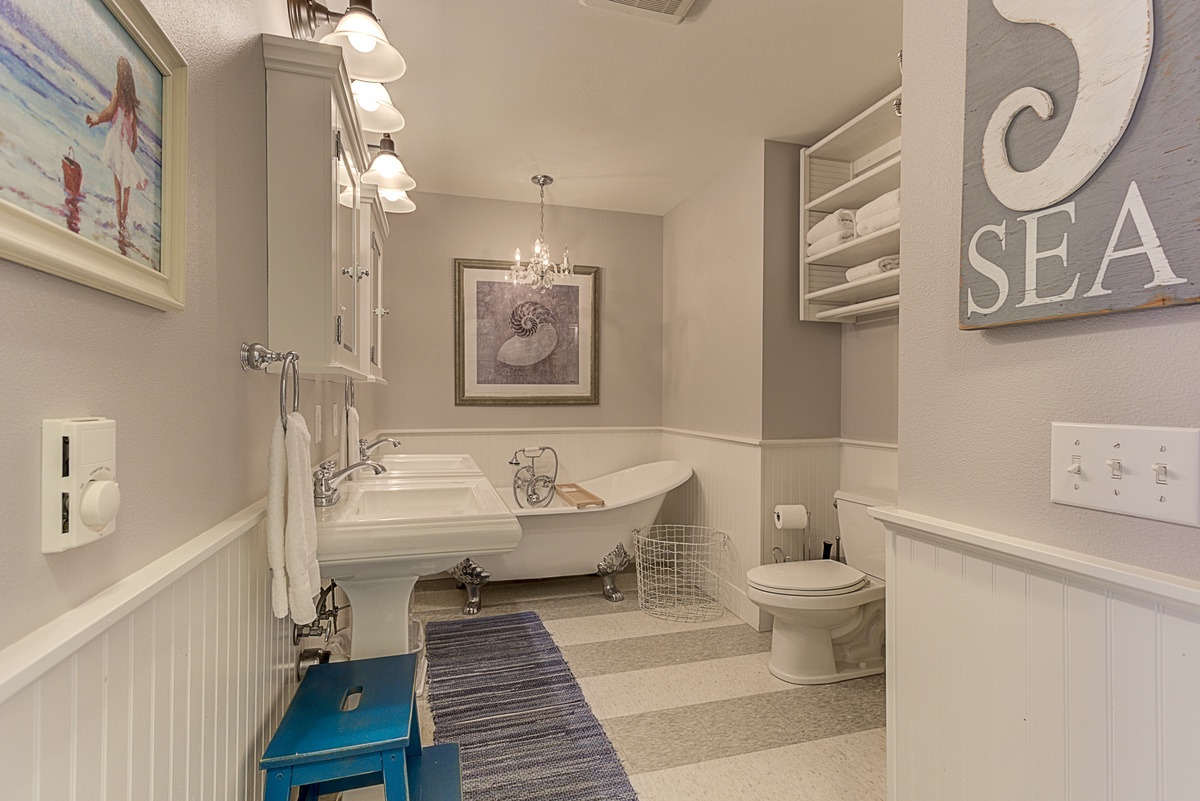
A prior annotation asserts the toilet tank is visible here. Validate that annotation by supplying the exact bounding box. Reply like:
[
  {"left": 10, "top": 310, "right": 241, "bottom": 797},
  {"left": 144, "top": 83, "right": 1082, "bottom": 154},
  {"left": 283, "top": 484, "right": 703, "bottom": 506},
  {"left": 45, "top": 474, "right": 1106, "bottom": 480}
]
[{"left": 833, "top": 488, "right": 896, "bottom": 580}]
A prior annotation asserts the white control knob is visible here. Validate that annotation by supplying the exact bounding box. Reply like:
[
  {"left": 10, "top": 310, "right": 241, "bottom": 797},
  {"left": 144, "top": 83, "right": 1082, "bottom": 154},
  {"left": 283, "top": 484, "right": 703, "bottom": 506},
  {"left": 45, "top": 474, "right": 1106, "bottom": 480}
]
[{"left": 80, "top": 480, "right": 121, "bottom": 528}]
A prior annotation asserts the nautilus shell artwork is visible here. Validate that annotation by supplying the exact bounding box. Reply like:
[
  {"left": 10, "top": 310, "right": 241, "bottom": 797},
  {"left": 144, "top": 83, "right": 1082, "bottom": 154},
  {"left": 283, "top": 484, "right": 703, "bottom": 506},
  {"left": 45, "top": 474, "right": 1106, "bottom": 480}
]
[{"left": 497, "top": 301, "right": 559, "bottom": 366}]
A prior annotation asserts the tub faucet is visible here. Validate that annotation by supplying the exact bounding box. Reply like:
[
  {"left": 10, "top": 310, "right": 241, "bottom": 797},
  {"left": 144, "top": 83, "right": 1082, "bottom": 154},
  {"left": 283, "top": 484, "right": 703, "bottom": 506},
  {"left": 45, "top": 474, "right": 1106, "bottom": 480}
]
[
  {"left": 508, "top": 446, "right": 559, "bottom": 508},
  {"left": 313, "top": 458, "right": 385, "bottom": 507},
  {"left": 359, "top": 437, "right": 401, "bottom": 461}
]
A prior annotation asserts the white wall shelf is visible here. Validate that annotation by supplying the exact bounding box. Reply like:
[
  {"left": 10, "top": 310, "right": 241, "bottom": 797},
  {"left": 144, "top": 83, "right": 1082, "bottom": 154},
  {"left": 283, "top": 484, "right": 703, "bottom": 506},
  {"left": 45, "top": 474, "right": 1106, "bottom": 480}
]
[
  {"left": 800, "top": 86, "right": 902, "bottom": 322},
  {"left": 814, "top": 293, "right": 900, "bottom": 323},
  {"left": 807, "top": 269, "right": 900, "bottom": 306}
]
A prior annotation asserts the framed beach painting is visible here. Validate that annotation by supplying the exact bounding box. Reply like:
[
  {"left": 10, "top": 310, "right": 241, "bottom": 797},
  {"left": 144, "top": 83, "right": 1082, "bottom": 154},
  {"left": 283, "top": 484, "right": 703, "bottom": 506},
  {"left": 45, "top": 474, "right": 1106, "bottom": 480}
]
[
  {"left": 455, "top": 259, "right": 600, "bottom": 406},
  {"left": 0, "top": 0, "right": 187, "bottom": 310}
]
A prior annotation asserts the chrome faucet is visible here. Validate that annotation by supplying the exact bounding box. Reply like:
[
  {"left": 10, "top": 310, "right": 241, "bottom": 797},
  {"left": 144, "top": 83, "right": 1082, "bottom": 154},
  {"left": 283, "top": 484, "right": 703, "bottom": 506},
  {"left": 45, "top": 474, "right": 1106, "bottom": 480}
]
[
  {"left": 508, "top": 446, "right": 559, "bottom": 508},
  {"left": 359, "top": 437, "right": 401, "bottom": 461},
  {"left": 313, "top": 458, "right": 386, "bottom": 507}
]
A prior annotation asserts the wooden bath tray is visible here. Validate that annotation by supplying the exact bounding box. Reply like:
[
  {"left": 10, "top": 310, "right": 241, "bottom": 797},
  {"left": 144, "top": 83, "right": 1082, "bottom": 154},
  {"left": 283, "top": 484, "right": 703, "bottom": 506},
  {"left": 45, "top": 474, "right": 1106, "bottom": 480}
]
[{"left": 555, "top": 484, "right": 606, "bottom": 509}]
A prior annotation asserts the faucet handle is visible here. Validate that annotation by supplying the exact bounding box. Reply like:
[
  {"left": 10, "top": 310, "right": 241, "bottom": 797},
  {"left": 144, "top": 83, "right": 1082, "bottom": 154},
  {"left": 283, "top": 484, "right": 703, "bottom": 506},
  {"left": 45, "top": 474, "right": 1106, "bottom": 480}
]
[{"left": 318, "top": 459, "right": 337, "bottom": 475}]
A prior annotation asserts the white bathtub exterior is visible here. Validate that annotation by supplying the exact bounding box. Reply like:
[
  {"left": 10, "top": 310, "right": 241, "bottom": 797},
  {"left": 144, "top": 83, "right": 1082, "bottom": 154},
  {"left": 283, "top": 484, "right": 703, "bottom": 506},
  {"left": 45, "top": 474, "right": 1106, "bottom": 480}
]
[{"left": 482, "top": 460, "right": 693, "bottom": 581}]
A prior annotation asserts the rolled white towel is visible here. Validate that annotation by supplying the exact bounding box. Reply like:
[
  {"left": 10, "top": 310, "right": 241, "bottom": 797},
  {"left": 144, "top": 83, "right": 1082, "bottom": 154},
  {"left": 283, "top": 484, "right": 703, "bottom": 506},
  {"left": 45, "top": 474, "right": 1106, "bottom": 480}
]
[
  {"left": 856, "top": 205, "right": 901, "bottom": 237},
  {"left": 284, "top": 412, "right": 319, "bottom": 625},
  {"left": 844, "top": 255, "right": 900, "bottom": 283},
  {"left": 858, "top": 188, "right": 900, "bottom": 221},
  {"left": 807, "top": 228, "right": 856, "bottom": 258},
  {"left": 267, "top": 417, "right": 289, "bottom": 619},
  {"left": 807, "top": 209, "right": 856, "bottom": 245}
]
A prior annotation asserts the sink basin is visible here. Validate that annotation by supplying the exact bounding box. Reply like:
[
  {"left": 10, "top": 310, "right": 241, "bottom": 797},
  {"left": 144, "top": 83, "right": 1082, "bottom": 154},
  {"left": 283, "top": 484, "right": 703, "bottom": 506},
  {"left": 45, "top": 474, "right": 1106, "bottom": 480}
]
[
  {"left": 315, "top": 475, "right": 521, "bottom": 659},
  {"left": 371, "top": 453, "right": 482, "bottom": 478}
]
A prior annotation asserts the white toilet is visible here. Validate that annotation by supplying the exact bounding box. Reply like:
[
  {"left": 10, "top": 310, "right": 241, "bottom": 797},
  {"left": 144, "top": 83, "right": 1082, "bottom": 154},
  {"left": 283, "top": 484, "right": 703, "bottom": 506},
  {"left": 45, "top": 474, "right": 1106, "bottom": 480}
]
[{"left": 747, "top": 488, "right": 894, "bottom": 685}]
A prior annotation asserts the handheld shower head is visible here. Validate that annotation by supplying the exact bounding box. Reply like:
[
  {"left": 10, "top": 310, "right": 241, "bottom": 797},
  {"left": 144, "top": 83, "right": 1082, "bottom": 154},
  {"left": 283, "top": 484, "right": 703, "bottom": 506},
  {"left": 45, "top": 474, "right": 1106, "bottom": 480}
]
[{"left": 508, "top": 452, "right": 522, "bottom": 466}]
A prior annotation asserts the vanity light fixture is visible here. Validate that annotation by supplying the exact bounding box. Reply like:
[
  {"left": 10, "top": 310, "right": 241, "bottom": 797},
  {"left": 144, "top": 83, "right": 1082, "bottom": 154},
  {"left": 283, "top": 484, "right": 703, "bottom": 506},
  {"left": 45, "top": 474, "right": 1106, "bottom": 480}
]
[
  {"left": 362, "top": 133, "right": 416, "bottom": 193},
  {"left": 287, "top": 0, "right": 406, "bottom": 82},
  {"left": 379, "top": 191, "right": 416, "bottom": 214},
  {"left": 511, "top": 175, "right": 571, "bottom": 290},
  {"left": 351, "top": 80, "right": 405, "bottom": 133}
]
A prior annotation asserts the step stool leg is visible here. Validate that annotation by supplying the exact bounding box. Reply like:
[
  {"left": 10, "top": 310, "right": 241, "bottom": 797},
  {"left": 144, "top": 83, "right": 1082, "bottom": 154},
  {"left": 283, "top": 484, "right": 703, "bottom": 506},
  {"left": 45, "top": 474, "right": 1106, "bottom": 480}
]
[
  {"left": 263, "top": 767, "right": 293, "bottom": 801},
  {"left": 381, "top": 749, "right": 411, "bottom": 800}
]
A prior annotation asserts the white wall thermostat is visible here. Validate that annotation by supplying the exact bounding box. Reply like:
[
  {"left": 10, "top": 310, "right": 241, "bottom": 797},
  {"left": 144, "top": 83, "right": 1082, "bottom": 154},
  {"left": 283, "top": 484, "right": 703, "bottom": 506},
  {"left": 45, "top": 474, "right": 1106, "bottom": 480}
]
[{"left": 42, "top": 417, "right": 120, "bottom": 553}]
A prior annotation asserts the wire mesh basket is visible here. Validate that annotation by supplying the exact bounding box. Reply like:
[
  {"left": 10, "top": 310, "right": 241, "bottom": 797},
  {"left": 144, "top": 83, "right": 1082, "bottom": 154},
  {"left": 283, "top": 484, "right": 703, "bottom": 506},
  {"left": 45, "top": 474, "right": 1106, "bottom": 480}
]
[{"left": 634, "top": 525, "right": 727, "bottom": 623}]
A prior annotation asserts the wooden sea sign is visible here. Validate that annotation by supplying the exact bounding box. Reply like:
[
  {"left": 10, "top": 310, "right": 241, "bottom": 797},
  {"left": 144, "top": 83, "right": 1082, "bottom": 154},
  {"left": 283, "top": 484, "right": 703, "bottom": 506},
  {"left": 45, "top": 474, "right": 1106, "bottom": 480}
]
[{"left": 959, "top": 0, "right": 1200, "bottom": 329}]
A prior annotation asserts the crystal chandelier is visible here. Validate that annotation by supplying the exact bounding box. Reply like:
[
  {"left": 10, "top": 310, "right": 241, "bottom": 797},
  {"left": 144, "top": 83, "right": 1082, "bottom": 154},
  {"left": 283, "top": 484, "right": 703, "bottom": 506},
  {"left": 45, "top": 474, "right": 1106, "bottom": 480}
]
[{"left": 512, "top": 175, "right": 571, "bottom": 290}]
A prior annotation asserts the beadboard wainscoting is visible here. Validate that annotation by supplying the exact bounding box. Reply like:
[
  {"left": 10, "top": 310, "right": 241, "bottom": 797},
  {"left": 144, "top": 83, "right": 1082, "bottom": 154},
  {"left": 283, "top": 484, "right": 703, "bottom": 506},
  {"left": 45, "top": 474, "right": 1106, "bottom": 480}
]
[
  {"left": 874, "top": 508, "right": 1200, "bottom": 801},
  {"left": 0, "top": 504, "right": 295, "bottom": 801},
  {"left": 840, "top": 440, "right": 898, "bottom": 494},
  {"left": 761, "top": 440, "right": 843, "bottom": 566}
]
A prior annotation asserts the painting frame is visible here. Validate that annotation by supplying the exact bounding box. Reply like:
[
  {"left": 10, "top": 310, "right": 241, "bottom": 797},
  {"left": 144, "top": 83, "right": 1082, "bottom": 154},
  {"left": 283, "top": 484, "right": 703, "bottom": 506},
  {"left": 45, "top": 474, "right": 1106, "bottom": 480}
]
[
  {"left": 0, "top": 0, "right": 188, "bottom": 311},
  {"left": 454, "top": 258, "right": 600, "bottom": 406}
]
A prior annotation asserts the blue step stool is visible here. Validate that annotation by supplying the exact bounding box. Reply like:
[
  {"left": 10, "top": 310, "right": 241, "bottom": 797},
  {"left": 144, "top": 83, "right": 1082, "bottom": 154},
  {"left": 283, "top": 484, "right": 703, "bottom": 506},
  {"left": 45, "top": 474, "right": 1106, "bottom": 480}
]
[{"left": 261, "top": 653, "right": 462, "bottom": 800}]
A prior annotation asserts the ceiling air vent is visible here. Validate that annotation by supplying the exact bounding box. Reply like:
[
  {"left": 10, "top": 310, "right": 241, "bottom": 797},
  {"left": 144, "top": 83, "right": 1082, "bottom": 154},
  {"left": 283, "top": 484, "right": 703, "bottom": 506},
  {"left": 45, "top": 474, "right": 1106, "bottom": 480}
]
[{"left": 578, "top": 0, "right": 697, "bottom": 25}]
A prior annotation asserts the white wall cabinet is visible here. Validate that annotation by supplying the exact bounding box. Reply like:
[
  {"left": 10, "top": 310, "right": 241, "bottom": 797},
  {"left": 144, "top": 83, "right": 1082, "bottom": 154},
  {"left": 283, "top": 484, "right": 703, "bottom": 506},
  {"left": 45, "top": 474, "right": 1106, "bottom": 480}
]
[
  {"left": 264, "top": 35, "right": 371, "bottom": 378},
  {"left": 800, "top": 87, "right": 902, "bottom": 323}
]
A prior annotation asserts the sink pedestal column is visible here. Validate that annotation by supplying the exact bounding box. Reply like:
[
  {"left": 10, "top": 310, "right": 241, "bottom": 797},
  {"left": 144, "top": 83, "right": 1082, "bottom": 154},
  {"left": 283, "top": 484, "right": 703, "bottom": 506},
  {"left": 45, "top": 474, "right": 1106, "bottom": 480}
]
[{"left": 334, "top": 576, "right": 419, "bottom": 659}]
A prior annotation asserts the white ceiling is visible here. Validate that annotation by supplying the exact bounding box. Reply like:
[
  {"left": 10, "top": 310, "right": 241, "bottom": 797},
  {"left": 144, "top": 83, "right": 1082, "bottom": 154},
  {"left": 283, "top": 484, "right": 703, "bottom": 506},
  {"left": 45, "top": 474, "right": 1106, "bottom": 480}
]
[{"left": 370, "top": 0, "right": 903, "bottom": 216}]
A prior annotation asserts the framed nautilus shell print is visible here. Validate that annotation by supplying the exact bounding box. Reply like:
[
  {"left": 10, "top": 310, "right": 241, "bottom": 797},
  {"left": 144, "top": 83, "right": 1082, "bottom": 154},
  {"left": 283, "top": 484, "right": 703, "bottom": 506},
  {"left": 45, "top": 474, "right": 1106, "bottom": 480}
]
[
  {"left": 454, "top": 259, "right": 599, "bottom": 405},
  {"left": 959, "top": 0, "right": 1199, "bottom": 329}
]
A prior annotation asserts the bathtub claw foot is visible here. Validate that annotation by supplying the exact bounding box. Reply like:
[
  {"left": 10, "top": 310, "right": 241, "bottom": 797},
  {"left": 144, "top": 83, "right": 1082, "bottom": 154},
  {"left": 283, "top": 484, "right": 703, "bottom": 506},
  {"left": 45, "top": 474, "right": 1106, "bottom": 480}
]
[
  {"left": 450, "top": 558, "right": 491, "bottom": 616},
  {"left": 597, "top": 543, "right": 632, "bottom": 603}
]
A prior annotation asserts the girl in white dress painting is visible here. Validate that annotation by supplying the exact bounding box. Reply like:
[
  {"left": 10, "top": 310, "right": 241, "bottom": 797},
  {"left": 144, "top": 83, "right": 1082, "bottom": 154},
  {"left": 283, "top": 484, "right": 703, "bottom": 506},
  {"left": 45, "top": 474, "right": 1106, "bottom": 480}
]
[{"left": 85, "top": 56, "right": 148, "bottom": 242}]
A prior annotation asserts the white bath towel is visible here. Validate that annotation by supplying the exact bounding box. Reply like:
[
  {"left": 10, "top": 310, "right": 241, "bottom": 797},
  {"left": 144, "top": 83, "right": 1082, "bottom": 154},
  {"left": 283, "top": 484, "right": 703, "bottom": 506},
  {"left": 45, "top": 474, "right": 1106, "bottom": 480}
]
[
  {"left": 346, "top": 406, "right": 362, "bottom": 475},
  {"left": 855, "top": 205, "right": 901, "bottom": 237},
  {"left": 266, "top": 417, "right": 289, "bottom": 619},
  {"left": 807, "top": 228, "right": 856, "bottom": 258},
  {"left": 806, "top": 209, "right": 856, "bottom": 245},
  {"left": 858, "top": 188, "right": 900, "bottom": 221},
  {"left": 844, "top": 255, "right": 900, "bottom": 283},
  {"left": 284, "top": 412, "right": 319, "bottom": 625}
]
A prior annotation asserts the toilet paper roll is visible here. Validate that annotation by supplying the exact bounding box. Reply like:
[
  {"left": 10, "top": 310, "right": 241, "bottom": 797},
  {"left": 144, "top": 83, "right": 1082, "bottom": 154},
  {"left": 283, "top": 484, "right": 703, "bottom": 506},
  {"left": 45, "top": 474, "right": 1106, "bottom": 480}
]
[{"left": 774, "top": 504, "right": 809, "bottom": 530}]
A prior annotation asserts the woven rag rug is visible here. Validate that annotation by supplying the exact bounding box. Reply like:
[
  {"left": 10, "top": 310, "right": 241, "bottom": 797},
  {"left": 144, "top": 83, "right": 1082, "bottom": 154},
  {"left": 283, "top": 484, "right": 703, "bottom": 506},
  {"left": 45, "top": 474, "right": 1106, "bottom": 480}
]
[{"left": 425, "top": 611, "right": 638, "bottom": 801}]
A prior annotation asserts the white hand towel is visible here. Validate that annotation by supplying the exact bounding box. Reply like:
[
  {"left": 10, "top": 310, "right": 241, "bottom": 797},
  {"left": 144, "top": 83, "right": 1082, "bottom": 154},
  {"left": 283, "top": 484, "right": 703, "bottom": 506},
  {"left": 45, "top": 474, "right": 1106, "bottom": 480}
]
[
  {"left": 844, "top": 255, "right": 900, "bottom": 283},
  {"left": 807, "top": 228, "right": 856, "bottom": 258},
  {"left": 855, "top": 205, "right": 901, "bottom": 237},
  {"left": 266, "top": 417, "right": 289, "bottom": 619},
  {"left": 284, "top": 412, "right": 319, "bottom": 625},
  {"left": 806, "top": 209, "right": 856, "bottom": 245},
  {"left": 346, "top": 406, "right": 362, "bottom": 476},
  {"left": 858, "top": 188, "right": 900, "bottom": 221}
]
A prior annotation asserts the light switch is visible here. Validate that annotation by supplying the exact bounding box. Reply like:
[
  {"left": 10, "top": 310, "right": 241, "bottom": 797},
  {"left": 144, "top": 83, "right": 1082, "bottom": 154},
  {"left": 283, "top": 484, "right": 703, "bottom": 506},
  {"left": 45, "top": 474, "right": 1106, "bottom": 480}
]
[
  {"left": 42, "top": 418, "right": 120, "bottom": 552},
  {"left": 1050, "top": 423, "right": 1200, "bottom": 527},
  {"left": 314, "top": 405, "right": 323, "bottom": 444}
]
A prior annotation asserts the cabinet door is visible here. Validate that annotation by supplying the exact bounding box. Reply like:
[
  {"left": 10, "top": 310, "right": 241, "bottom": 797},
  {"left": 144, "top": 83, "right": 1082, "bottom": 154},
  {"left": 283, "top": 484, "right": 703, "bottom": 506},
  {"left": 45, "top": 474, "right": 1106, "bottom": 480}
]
[
  {"left": 368, "top": 228, "right": 386, "bottom": 378},
  {"left": 333, "top": 128, "right": 359, "bottom": 361}
]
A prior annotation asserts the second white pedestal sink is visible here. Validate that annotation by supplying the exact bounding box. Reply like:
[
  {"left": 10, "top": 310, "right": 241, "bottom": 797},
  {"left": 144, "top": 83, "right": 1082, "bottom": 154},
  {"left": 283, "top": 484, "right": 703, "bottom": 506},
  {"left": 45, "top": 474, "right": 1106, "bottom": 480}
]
[{"left": 315, "top": 474, "right": 521, "bottom": 659}]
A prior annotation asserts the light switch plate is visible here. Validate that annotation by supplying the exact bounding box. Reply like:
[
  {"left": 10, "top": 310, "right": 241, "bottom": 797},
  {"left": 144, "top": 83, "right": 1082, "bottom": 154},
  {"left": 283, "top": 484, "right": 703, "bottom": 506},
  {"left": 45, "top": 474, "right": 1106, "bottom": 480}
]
[
  {"left": 42, "top": 417, "right": 120, "bottom": 552},
  {"left": 1050, "top": 423, "right": 1200, "bottom": 527},
  {"left": 314, "top": 405, "right": 322, "bottom": 444}
]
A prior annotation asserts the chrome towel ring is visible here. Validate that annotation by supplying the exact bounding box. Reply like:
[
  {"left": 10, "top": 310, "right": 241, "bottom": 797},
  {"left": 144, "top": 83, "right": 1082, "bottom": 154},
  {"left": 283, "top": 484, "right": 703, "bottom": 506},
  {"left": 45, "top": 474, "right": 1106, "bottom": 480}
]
[{"left": 241, "top": 342, "right": 301, "bottom": 430}]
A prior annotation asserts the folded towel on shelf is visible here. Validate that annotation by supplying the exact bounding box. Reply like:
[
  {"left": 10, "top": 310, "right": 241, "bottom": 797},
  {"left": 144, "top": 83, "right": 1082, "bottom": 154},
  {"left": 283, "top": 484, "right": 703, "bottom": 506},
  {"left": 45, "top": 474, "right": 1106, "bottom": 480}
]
[
  {"left": 858, "top": 188, "right": 901, "bottom": 221},
  {"left": 808, "top": 228, "right": 856, "bottom": 258},
  {"left": 844, "top": 255, "right": 900, "bottom": 283},
  {"left": 856, "top": 205, "right": 901, "bottom": 237},
  {"left": 284, "top": 411, "right": 319, "bottom": 625},
  {"left": 267, "top": 417, "right": 289, "bottom": 619},
  {"left": 807, "top": 209, "right": 857, "bottom": 245}
]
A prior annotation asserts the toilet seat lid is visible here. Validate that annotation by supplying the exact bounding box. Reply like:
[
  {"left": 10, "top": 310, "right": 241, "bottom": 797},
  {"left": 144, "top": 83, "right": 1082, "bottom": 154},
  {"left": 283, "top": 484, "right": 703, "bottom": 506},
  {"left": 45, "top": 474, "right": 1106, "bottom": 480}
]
[{"left": 747, "top": 560, "right": 867, "bottom": 595}]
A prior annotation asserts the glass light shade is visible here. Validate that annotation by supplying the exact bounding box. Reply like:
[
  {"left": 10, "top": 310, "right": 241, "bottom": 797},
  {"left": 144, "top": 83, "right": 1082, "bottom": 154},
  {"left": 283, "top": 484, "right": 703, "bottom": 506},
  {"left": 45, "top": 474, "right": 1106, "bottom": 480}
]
[
  {"left": 351, "top": 81, "right": 405, "bottom": 133},
  {"left": 379, "top": 191, "right": 416, "bottom": 214},
  {"left": 363, "top": 152, "right": 416, "bottom": 192},
  {"left": 320, "top": 7, "right": 406, "bottom": 82},
  {"left": 337, "top": 185, "right": 356, "bottom": 208}
]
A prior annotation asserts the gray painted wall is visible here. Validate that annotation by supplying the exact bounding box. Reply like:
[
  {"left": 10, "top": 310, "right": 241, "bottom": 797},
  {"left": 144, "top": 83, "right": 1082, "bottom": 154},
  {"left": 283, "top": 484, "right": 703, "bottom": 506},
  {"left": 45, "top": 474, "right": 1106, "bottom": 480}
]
[
  {"left": 762, "top": 141, "right": 842, "bottom": 441},
  {"left": 663, "top": 146, "right": 766, "bottom": 438},
  {"left": 374, "top": 191, "right": 664, "bottom": 429},
  {"left": 0, "top": 1, "right": 310, "bottom": 645},
  {"left": 902, "top": 0, "right": 1200, "bottom": 578},
  {"left": 842, "top": 317, "right": 898, "bottom": 444}
]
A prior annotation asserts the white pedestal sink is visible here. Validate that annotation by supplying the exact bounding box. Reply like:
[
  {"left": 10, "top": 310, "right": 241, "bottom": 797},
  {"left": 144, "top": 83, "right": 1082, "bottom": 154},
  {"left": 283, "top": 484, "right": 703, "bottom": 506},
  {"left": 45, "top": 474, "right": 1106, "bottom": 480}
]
[
  {"left": 315, "top": 474, "right": 521, "bottom": 659},
  {"left": 375, "top": 453, "right": 482, "bottom": 477}
]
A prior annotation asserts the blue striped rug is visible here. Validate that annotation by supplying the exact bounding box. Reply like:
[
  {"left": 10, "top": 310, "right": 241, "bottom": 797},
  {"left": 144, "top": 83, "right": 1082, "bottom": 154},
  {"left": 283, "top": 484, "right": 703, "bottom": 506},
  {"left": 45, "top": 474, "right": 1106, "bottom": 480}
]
[{"left": 425, "top": 611, "right": 639, "bottom": 801}]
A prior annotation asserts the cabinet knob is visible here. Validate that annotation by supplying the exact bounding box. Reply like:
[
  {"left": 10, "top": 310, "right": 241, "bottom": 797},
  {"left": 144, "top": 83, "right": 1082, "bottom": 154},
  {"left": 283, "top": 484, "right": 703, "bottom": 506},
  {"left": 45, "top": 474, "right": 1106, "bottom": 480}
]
[
  {"left": 375, "top": 307, "right": 390, "bottom": 317},
  {"left": 341, "top": 267, "right": 354, "bottom": 277},
  {"left": 358, "top": 269, "right": 370, "bottom": 280}
]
